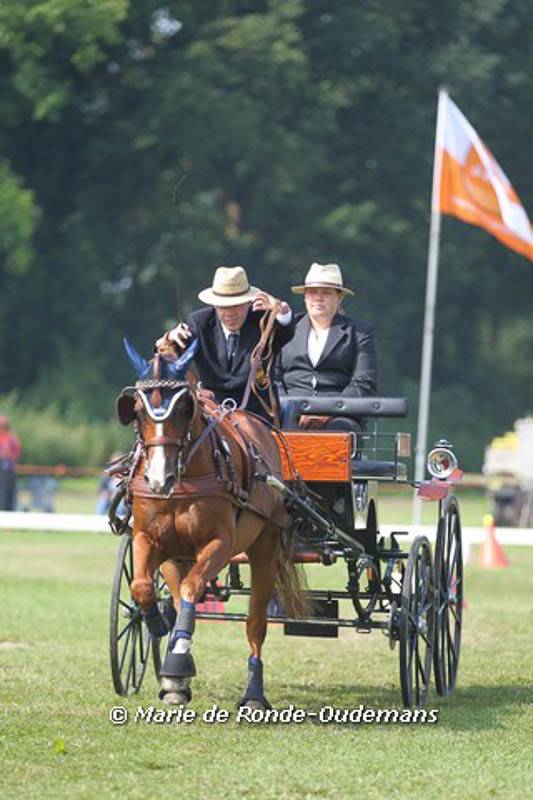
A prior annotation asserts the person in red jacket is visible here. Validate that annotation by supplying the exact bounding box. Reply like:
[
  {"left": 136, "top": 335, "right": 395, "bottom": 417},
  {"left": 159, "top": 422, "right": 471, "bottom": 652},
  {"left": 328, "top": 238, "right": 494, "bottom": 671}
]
[{"left": 0, "top": 415, "right": 21, "bottom": 511}]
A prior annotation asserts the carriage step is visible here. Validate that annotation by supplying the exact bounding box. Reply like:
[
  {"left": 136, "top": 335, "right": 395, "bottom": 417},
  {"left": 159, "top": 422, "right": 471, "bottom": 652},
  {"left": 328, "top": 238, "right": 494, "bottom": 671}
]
[{"left": 284, "top": 599, "right": 339, "bottom": 638}]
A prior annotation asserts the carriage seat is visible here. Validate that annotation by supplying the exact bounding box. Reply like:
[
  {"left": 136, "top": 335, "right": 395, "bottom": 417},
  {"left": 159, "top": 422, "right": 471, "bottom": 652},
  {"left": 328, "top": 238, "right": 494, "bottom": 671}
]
[
  {"left": 279, "top": 396, "right": 408, "bottom": 429},
  {"left": 275, "top": 397, "right": 409, "bottom": 483}
]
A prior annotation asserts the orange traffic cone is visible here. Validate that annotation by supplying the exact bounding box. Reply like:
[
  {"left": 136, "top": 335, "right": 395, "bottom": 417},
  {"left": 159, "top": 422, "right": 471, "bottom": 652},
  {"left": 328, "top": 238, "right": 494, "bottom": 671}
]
[{"left": 479, "top": 513, "right": 509, "bottom": 569}]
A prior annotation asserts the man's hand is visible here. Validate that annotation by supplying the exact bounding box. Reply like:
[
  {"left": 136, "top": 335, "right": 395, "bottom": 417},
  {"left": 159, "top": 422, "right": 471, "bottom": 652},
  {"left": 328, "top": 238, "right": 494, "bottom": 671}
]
[
  {"left": 155, "top": 332, "right": 177, "bottom": 359},
  {"left": 156, "top": 322, "right": 192, "bottom": 353},
  {"left": 252, "top": 292, "right": 280, "bottom": 313},
  {"left": 197, "top": 387, "right": 215, "bottom": 403}
]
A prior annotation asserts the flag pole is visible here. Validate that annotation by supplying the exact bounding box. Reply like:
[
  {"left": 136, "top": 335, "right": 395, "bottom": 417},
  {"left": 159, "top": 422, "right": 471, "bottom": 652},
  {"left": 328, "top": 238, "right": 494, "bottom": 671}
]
[{"left": 412, "top": 87, "right": 448, "bottom": 525}]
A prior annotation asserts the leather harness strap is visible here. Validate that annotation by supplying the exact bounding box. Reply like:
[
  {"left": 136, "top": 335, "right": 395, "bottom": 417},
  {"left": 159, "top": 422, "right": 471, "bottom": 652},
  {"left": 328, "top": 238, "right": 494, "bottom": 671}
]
[
  {"left": 219, "top": 417, "right": 253, "bottom": 494},
  {"left": 144, "top": 435, "right": 182, "bottom": 448},
  {"left": 131, "top": 469, "right": 272, "bottom": 524},
  {"left": 131, "top": 473, "right": 234, "bottom": 500},
  {"left": 183, "top": 412, "right": 221, "bottom": 465}
]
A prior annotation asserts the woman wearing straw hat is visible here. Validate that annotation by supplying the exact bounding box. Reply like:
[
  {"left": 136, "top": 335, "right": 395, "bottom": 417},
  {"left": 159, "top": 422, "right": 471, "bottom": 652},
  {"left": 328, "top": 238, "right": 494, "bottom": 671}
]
[
  {"left": 275, "top": 262, "right": 378, "bottom": 431},
  {"left": 156, "top": 266, "right": 294, "bottom": 420}
]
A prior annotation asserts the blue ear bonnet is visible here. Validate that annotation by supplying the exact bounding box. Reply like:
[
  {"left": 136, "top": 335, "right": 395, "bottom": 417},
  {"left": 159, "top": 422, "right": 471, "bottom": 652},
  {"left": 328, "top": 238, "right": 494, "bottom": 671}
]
[
  {"left": 123, "top": 337, "right": 151, "bottom": 379},
  {"left": 123, "top": 337, "right": 198, "bottom": 381},
  {"left": 169, "top": 337, "right": 199, "bottom": 379}
]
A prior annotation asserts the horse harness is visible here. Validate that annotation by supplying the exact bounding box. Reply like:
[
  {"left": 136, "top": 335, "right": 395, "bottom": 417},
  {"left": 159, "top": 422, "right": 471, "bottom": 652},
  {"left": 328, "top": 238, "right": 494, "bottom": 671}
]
[{"left": 125, "top": 394, "right": 277, "bottom": 524}]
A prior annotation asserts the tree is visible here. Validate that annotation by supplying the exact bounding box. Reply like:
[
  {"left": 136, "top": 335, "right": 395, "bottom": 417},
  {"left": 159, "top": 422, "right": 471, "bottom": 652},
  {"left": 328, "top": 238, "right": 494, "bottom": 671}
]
[{"left": 0, "top": 0, "right": 531, "bottom": 468}]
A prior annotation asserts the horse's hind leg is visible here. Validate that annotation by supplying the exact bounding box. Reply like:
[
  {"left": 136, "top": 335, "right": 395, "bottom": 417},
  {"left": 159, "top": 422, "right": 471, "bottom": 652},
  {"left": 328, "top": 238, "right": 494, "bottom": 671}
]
[
  {"left": 159, "top": 559, "right": 191, "bottom": 630},
  {"left": 239, "top": 524, "right": 281, "bottom": 710}
]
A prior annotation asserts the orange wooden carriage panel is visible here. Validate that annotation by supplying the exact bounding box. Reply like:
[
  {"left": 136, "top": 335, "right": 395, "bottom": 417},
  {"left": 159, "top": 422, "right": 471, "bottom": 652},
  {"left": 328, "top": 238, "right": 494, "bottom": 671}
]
[{"left": 274, "top": 431, "right": 352, "bottom": 482}]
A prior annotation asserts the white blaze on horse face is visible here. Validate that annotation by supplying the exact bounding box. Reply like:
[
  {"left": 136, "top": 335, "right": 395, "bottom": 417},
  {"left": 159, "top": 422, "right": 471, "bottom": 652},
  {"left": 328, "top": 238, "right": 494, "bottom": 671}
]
[{"left": 146, "top": 423, "right": 172, "bottom": 493}]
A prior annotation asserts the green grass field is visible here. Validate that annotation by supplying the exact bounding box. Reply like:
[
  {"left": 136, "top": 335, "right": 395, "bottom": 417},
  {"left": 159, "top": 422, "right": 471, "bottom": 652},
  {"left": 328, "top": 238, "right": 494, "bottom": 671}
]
[{"left": 1, "top": 530, "right": 532, "bottom": 799}]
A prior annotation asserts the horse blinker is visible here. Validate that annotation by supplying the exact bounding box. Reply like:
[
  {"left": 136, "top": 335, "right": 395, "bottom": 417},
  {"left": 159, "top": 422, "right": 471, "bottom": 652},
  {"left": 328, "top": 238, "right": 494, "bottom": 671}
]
[{"left": 116, "top": 393, "right": 136, "bottom": 425}]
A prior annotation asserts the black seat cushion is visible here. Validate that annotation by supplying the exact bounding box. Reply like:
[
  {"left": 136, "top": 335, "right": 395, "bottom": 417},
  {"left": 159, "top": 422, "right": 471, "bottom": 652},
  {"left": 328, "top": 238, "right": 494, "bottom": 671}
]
[{"left": 352, "top": 460, "right": 406, "bottom": 479}]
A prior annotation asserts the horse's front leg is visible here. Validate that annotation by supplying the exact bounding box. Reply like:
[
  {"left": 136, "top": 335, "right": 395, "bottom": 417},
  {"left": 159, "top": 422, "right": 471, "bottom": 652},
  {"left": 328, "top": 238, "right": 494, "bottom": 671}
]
[
  {"left": 239, "top": 524, "right": 281, "bottom": 711},
  {"left": 159, "top": 532, "right": 233, "bottom": 705},
  {"left": 130, "top": 530, "right": 168, "bottom": 638}
]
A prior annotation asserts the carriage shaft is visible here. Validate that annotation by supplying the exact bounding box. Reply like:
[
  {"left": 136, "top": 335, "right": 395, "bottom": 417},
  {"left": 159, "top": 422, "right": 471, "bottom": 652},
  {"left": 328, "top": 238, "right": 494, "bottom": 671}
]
[
  {"left": 195, "top": 610, "right": 390, "bottom": 629},
  {"left": 222, "top": 587, "right": 397, "bottom": 604},
  {"left": 266, "top": 474, "right": 365, "bottom": 557}
]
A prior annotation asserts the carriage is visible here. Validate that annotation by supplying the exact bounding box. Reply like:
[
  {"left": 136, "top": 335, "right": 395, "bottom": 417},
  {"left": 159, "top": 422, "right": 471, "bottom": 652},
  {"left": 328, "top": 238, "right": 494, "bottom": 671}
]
[{"left": 109, "top": 392, "right": 463, "bottom": 709}]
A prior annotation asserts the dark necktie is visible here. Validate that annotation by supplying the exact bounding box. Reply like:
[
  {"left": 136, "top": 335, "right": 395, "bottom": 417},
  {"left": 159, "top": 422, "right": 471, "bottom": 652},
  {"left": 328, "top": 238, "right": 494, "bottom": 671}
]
[{"left": 227, "top": 333, "right": 239, "bottom": 370}]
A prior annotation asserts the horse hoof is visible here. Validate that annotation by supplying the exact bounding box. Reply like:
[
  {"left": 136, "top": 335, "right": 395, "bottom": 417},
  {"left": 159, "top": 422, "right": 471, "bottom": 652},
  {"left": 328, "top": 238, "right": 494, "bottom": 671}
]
[
  {"left": 161, "top": 691, "right": 190, "bottom": 706},
  {"left": 241, "top": 697, "right": 271, "bottom": 712},
  {"left": 159, "top": 677, "right": 191, "bottom": 706}
]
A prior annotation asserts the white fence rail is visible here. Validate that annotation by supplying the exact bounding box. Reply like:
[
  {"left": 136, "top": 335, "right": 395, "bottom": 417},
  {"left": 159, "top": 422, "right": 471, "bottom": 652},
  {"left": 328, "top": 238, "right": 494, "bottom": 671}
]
[
  {"left": 1, "top": 511, "right": 533, "bottom": 545},
  {"left": 0, "top": 511, "right": 109, "bottom": 532}
]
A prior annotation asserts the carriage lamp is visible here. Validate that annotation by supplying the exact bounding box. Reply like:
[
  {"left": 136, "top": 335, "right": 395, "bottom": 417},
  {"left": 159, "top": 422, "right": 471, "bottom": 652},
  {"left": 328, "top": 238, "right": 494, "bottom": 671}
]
[{"left": 426, "top": 439, "right": 458, "bottom": 480}]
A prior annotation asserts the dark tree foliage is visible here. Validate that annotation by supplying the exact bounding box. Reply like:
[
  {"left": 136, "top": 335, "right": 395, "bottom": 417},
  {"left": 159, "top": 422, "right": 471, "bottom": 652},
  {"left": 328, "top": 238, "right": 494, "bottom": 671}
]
[{"left": 0, "top": 0, "right": 531, "bottom": 467}]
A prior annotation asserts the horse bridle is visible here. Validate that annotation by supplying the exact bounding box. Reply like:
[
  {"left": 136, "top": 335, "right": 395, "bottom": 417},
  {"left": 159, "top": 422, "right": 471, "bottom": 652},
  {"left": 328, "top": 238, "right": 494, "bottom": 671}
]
[
  {"left": 124, "top": 380, "right": 239, "bottom": 489},
  {"left": 134, "top": 381, "right": 197, "bottom": 469}
]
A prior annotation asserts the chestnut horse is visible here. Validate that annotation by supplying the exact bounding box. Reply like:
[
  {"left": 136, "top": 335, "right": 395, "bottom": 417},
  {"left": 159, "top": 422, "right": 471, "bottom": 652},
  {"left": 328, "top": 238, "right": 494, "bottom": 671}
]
[{"left": 117, "top": 340, "right": 307, "bottom": 707}]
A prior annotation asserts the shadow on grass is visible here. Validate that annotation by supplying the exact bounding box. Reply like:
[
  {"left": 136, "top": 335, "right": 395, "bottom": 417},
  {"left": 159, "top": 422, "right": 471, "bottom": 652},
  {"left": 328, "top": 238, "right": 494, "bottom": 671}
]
[
  {"left": 434, "top": 683, "right": 533, "bottom": 730},
  {"left": 275, "top": 681, "right": 533, "bottom": 730}
]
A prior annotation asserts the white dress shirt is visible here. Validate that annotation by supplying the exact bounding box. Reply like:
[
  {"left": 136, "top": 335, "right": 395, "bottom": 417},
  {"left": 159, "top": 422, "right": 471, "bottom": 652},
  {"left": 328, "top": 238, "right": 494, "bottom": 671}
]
[{"left": 308, "top": 326, "right": 330, "bottom": 366}]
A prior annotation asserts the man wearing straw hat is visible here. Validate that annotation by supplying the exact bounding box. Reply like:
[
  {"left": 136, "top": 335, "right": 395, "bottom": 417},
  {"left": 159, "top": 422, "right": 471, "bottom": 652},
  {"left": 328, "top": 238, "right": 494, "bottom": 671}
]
[
  {"left": 156, "top": 266, "right": 294, "bottom": 420},
  {"left": 276, "top": 262, "right": 378, "bottom": 431}
]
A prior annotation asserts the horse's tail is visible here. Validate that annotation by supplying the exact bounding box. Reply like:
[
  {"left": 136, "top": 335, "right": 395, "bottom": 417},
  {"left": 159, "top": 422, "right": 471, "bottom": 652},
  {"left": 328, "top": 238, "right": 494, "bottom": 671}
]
[{"left": 274, "top": 533, "right": 312, "bottom": 619}]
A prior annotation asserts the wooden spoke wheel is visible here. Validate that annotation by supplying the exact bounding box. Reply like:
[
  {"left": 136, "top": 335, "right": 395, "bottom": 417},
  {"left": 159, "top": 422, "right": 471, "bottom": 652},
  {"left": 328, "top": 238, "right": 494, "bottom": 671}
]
[
  {"left": 109, "top": 534, "right": 153, "bottom": 696},
  {"left": 433, "top": 495, "right": 463, "bottom": 696},
  {"left": 399, "top": 536, "right": 435, "bottom": 707}
]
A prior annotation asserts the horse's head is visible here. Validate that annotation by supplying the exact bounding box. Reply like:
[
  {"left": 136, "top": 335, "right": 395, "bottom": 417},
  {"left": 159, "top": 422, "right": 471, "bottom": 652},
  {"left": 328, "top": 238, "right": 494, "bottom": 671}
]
[{"left": 117, "top": 338, "right": 199, "bottom": 495}]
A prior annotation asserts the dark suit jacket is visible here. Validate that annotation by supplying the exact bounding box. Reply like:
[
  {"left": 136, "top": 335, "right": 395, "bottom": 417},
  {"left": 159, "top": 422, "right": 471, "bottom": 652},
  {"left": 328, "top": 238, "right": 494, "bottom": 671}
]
[
  {"left": 186, "top": 306, "right": 295, "bottom": 418},
  {"left": 275, "top": 312, "right": 378, "bottom": 398}
]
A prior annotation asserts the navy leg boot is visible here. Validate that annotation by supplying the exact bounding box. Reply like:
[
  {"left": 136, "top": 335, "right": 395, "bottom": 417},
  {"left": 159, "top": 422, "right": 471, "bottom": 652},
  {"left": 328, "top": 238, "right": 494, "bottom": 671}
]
[
  {"left": 160, "top": 599, "right": 196, "bottom": 680},
  {"left": 239, "top": 656, "right": 272, "bottom": 710}
]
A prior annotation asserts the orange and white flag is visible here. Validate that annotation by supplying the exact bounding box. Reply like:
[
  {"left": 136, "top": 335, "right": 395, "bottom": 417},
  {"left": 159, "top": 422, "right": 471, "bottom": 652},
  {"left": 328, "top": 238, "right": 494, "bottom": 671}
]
[{"left": 437, "top": 95, "right": 532, "bottom": 260}]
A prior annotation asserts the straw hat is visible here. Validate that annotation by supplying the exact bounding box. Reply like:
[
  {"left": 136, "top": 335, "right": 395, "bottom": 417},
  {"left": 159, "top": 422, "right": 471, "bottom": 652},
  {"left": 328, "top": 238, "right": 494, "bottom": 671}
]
[
  {"left": 198, "top": 266, "right": 260, "bottom": 307},
  {"left": 291, "top": 262, "right": 354, "bottom": 296}
]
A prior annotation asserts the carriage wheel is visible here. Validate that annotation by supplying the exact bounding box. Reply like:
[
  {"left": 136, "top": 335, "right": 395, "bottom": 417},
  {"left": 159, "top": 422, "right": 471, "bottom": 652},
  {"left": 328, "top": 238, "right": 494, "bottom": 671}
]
[
  {"left": 109, "top": 534, "right": 153, "bottom": 696},
  {"left": 399, "top": 536, "right": 434, "bottom": 707},
  {"left": 352, "top": 556, "right": 380, "bottom": 622},
  {"left": 151, "top": 568, "right": 172, "bottom": 681},
  {"left": 433, "top": 495, "right": 463, "bottom": 696}
]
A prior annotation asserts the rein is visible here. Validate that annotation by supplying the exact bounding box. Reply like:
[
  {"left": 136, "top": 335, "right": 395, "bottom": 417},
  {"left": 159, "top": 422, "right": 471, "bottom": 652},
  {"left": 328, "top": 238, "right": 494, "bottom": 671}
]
[{"left": 239, "top": 304, "right": 280, "bottom": 426}]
